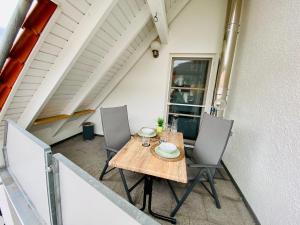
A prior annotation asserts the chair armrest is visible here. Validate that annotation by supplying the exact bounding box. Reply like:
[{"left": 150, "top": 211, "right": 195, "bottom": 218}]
[
  {"left": 187, "top": 163, "right": 222, "bottom": 169},
  {"left": 104, "top": 146, "right": 118, "bottom": 153}
]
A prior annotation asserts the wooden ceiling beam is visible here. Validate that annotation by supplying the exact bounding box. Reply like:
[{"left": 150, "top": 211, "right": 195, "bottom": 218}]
[{"left": 33, "top": 109, "right": 95, "bottom": 126}]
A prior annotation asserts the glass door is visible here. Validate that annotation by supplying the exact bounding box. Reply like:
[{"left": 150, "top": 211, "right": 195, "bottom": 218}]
[{"left": 167, "top": 57, "right": 212, "bottom": 142}]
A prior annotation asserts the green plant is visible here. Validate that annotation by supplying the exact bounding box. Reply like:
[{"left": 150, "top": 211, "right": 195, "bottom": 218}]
[{"left": 157, "top": 117, "right": 164, "bottom": 127}]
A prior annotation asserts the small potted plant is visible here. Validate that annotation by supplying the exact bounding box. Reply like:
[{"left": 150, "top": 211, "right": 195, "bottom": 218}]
[{"left": 156, "top": 117, "right": 164, "bottom": 134}]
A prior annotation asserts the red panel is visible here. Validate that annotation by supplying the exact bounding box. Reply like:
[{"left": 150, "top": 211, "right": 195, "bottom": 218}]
[
  {"left": 23, "top": 1, "right": 57, "bottom": 35},
  {"left": 0, "top": 86, "right": 11, "bottom": 111},
  {"left": 9, "top": 29, "right": 38, "bottom": 63},
  {"left": 0, "top": 57, "right": 24, "bottom": 87},
  {"left": 0, "top": 0, "right": 57, "bottom": 112}
]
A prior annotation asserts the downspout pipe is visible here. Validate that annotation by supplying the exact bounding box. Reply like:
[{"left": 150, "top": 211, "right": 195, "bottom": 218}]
[
  {"left": 213, "top": 0, "right": 242, "bottom": 116},
  {"left": 0, "top": 0, "right": 33, "bottom": 70}
]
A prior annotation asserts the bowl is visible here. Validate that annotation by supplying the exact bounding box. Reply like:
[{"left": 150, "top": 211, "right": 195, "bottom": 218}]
[
  {"left": 158, "top": 142, "right": 177, "bottom": 153},
  {"left": 138, "top": 127, "right": 156, "bottom": 137},
  {"left": 141, "top": 127, "right": 155, "bottom": 135}
]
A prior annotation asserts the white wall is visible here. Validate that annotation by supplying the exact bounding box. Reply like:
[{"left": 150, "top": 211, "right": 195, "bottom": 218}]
[
  {"left": 57, "top": 155, "right": 158, "bottom": 225},
  {"left": 30, "top": 117, "right": 86, "bottom": 145},
  {"left": 223, "top": 0, "right": 300, "bottom": 224},
  {"left": 90, "top": 0, "right": 228, "bottom": 134}
]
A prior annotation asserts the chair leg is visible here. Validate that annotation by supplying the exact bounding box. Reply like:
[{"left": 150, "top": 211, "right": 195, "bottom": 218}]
[
  {"left": 170, "top": 178, "right": 199, "bottom": 217},
  {"left": 99, "top": 160, "right": 109, "bottom": 180},
  {"left": 99, "top": 152, "right": 114, "bottom": 180},
  {"left": 119, "top": 169, "right": 134, "bottom": 204},
  {"left": 167, "top": 180, "right": 179, "bottom": 204},
  {"left": 207, "top": 170, "right": 221, "bottom": 209},
  {"left": 215, "top": 168, "right": 225, "bottom": 179},
  {"left": 170, "top": 169, "right": 207, "bottom": 218}
]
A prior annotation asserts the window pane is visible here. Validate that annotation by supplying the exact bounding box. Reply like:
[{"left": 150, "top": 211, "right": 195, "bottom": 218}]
[
  {"left": 170, "top": 88, "right": 204, "bottom": 105},
  {"left": 172, "top": 59, "right": 209, "bottom": 89},
  {"left": 168, "top": 115, "right": 201, "bottom": 140},
  {"left": 167, "top": 57, "right": 211, "bottom": 141},
  {"left": 169, "top": 105, "right": 202, "bottom": 116}
]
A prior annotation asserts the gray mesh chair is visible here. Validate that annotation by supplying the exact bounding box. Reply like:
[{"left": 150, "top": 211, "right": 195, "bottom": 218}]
[
  {"left": 169, "top": 113, "right": 234, "bottom": 217},
  {"left": 99, "top": 106, "right": 142, "bottom": 204}
]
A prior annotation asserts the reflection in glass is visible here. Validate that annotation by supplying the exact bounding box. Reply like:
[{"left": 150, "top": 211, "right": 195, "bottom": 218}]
[
  {"left": 172, "top": 59, "right": 209, "bottom": 88},
  {"left": 168, "top": 115, "right": 200, "bottom": 140},
  {"left": 170, "top": 88, "right": 204, "bottom": 106},
  {"left": 169, "top": 105, "right": 202, "bottom": 116}
]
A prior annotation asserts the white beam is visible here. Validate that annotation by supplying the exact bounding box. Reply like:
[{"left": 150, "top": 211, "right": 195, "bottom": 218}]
[
  {"left": 76, "top": 31, "right": 157, "bottom": 127},
  {"left": 89, "top": 31, "right": 157, "bottom": 110},
  {"left": 57, "top": 0, "right": 192, "bottom": 132},
  {"left": 146, "top": 0, "right": 168, "bottom": 44},
  {"left": 166, "top": 0, "right": 191, "bottom": 23},
  {"left": 18, "top": 0, "right": 118, "bottom": 128},
  {"left": 88, "top": 0, "right": 191, "bottom": 111},
  {"left": 52, "top": 5, "right": 151, "bottom": 136},
  {"left": 63, "top": 7, "right": 151, "bottom": 113}
]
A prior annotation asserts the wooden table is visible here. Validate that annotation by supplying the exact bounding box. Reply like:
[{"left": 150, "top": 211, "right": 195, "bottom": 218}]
[
  {"left": 109, "top": 132, "right": 187, "bottom": 224},
  {"left": 109, "top": 132, "right": 187, "bottom": 183}
]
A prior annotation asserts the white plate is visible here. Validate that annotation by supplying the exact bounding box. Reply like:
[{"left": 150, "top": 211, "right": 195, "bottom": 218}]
[
  {"left": 138, "top": 127, "right": 156, "bottom": 137},
  {"left": 155, "top": 146, "right": 180, "bottom": 159},
  {"left": 141, "top": 127, "right": 155, "bottom": 135},
  {"left": 158, "top": 142, "right": 177, "bottom": 153}
]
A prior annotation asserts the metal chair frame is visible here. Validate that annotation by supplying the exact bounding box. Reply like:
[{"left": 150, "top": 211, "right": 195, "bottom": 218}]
[
  {"left": 168, "top": 163, "right": 222, "bottom": 217},
  {"left": 99, "top": 106, "right": 143, "bottom": 204},
  {"left": 168, "top": 113, "right": 233, "bottom": 217}
]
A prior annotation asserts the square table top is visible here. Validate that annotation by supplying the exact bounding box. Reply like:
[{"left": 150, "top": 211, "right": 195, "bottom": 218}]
[{"left": 109, "top": 132, "right": 187, "bottom": 183}]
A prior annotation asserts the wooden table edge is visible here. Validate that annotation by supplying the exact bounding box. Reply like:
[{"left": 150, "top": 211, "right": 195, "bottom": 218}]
[{"left": 109, "top": 161, "right": 188, "bottom": 184}]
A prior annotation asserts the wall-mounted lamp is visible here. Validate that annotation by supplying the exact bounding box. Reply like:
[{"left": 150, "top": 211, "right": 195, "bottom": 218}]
[
  {"left": 150, "top": 40, "right": 161, "bottom": 58},
  {"left": 153, "top": 12, "right": 158, "bottom": 22}
]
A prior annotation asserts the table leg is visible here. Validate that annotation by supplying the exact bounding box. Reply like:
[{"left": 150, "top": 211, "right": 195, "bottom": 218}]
[{"left": 140, "top": 176, "right": 176, "bottom": 224}]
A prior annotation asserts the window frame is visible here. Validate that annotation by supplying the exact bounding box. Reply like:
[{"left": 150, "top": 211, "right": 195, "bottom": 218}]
[{"left": 164, "top": 53, "right": 218, "bottom": 142}]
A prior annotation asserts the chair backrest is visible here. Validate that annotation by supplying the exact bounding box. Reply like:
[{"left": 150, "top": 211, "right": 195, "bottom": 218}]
[
  {"left": 193, "top": 113, "right": 234, "bottom": 166},
  {"left": 100, "top": 106, "right": 131, "bottom": 151}
]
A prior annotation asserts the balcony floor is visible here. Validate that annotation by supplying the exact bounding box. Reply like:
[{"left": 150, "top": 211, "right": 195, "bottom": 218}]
[{"left": 52, "top": 135, "right": 256, "bottom": 225}]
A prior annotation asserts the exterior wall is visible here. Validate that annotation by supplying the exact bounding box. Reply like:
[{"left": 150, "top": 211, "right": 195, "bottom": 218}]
[
  {"left": 90, "top": 0, "right": 227, "bottom": 134},
  {"left": 223, "top": 0, "right": 300, "bottom": 224}
]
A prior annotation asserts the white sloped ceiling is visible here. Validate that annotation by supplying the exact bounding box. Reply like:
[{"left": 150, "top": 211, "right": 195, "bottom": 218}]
[
  {"left": 38, "top": 0, "right": 150, "bottom": 119},
  {"left": 0, "top": 0, "right": 95, "bottom": 142},
  {"left": 0, "top": 0, "right": 191, "bottom": 144}
]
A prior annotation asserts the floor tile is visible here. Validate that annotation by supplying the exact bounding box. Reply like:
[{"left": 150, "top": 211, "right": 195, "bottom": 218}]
[
  {"left": 236, "top": 201, "right": 256, "bottom": 225},
  {"left": 189, "top": 219, "right": 218, "bottom": 225},
  {"left": 171, "top": 190, "right": 207, "bottom": 221},
  {"left": 203, "top": 196, "right": 244, "bottom": 225},
  {"left": 215, "top": 180, "right": 242, "bottom": 201}
]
